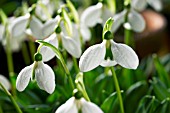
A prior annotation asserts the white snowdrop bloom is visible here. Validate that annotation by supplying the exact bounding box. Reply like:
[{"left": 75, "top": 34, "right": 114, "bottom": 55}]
[
  {"left": 35, "top": 0, "right": 55, "bottom": 21},
  {"left": 16, "top": 54, "right": 55, "bottom": 94},
  {"left": 40, "top": 33, "right": 58, "bottom": 62},
  {"left": 55, "top": 97, "right": 103, "bottom": 113},
  {"left": 1, "top": 14, "right": 30, "bottom": 52},
  {"left": 132, "top": 0, "right": 162, "bottom": 12},
  {"left": 79, "top": 39, "right": 139, "bottom": 72},
  {"left": 111, "top": 9, "right": 145, "bottom": 33},
  {"left": 0, "top": 74, "right": 11, "bottom": 91},
  {"left": 80, "top": 3, "right": 103, "bottom": 41},
  {"left": 60, "top": 22, "right": 82, "bottom": 58},
  {"left": 29, "top": 16, "right": 59, "bottom": 39}
]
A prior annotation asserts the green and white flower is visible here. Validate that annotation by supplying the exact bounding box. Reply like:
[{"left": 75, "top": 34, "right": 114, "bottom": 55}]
[
  {"left": 1, "top": 14, "right": 30, "bottom": 52},
  {"left": 79, "top": 39, "right": 139, "bottom": 72},
  {"left": 55, "top": 97, "right": 103, "bottom": 113},
  {"left": 16, "top": 53, "right": 55, "bottom": 94},
  {"left": 111, "top": 9, "right": 145, "bottom": 33}
]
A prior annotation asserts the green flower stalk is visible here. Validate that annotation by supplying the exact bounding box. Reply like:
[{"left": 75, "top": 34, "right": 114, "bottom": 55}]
[{"left": 0, "top": 82, "right": 22, "bottom": 113}]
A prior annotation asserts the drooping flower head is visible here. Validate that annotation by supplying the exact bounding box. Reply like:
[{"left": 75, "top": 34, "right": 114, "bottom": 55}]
[
  {"left": 79, "top": 18, "right": 139, "bottom": 72},
  {"left": 55, "top": 89, "right": 103, "bottom": 113},
  {"left": 16, "top": 52, "right": 55, "bottom": 94}
]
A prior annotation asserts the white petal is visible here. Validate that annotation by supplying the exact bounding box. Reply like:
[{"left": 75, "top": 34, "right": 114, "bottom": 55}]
[
  {"left": 111, "top": 10, "right": 126, "bottom": 33},
  {"left": 55, "top": 97, "right": 78, "bottom": 113},
  {"left": 128, "top": 10, "right": 145, "bottom": 32},
  {"left": 79, "top": 40, "right": 106, "bottom": 72},
  {"left": 40, "top": 33, "right": 58, "bottom": 62},
  {"left": 61, "top": 33, "right": 82, "bottom": 58},
  {"left": 80, "top": 24, "right": 91, "bottom": 42},
  {"left": 72, "top": 23, "right": 81, "bottom": 47},
  {"left": 111, "top": 40, "right": 139, "bottom": 69},
  {"left": 101, "top": 7, "right": 113, "bottom": 26},
  {"left": 148, "top": 0, "right": 162, "bottom": 11},
  {"left": 11, "top": 14, "right": 30, "bottom": 37},
  {"left": 16, "top": 65, "right": 33, "bottom": 91},
  {"left": 100, "top": 59, "right": 117, "bottom": 67},
  {"left": 10, "top": 37, "right": 22, "bottom": 52},
  {"left": 35, "top": 62, "right": 55, "bottom": 94},
  {"left": 30, "top": 16, "right": 43, "bottom": 39},
  {"left": 0, "top": 74, "right": 11, "bottom": 90},
  {"left": 81, "top": 98, "right": 103, "bottom": 113},
  {"left": 42, "top": 16, "right": 59, "bottom": 38},
  {"left": 80, "top": 3, "right": 102, "bottom": 27},
  {"left": 131, "top": 0, "right": 147, "bottom": 11}
]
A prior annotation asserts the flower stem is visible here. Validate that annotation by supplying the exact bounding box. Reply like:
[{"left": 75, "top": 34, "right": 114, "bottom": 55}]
[
  {"left": 21, "top": 42, "right": 30, "bottom": 65},
  {"left": 124, "top": 29, "right": 135, "bottom": 48},
  {"left": 110, "top": 67, "right": 124, "bottom": 113},
  {"left": 0, "top": 82, "right": 22, "bottom": 113},
  {"left": 28, "top": 41, "right": 36, "bottom": 62},
  {"left": 72, "top": 57, "right": 79, "bottom": 73},
  {"left": 6, "top": 32, "right": 14, "bottom": 77}
]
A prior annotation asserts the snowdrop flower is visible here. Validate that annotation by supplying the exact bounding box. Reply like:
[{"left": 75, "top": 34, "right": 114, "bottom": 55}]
[
  {"left": 16, "top": 52, "right": 55, "bottom": 94},
  {"left": 0, "top": 74, "right": 11, "bottom": 91},
  {"left": 29, "top": 15, "right": 59, "bottom": 39},
  {"left": 1, "top": 14, "right": 30, "bottom": 52},
  {"left": 40, "top": 33, "right": 58, "bottom": 62},
  {"left": 35, "top": 0, "right": 55, "bottom": 21},
  {"left": 55, "top": 97, "right": 103, "bottom": 113},
  {"left": 111, "top": 9, "right": 145, "bottom": 33},
  {"left": 60, "top": 22, "right": 82, "bottom": 58},
  {"left": 131, "top": 0, "right": 162, "bottom": 12},
  {"left": 80, "top": 3, "right": 103, "bottom": 41},
  {"left": 79, "top": 39, "right": 139, "bottom": 72}
]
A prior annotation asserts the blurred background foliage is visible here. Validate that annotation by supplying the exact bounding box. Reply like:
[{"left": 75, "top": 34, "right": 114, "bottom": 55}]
[{"left": 0, "top": 0, "right": 170, "bottom": 113}]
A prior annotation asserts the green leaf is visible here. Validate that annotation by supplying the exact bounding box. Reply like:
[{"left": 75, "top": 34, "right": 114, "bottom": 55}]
[
  {"left": 125, "top": 81, "right": 148, "bottom": 113},
  {"left": 66, "top": 0, "right": 79, "bottom": 23},
  {"left": 154, "top": 98, "right": 170, "bottom": 113},
  {"left": 101, "top": 91, "right": 121, "bottom": 113},
  {"left": 153, "top": 54, "right": 170, "bottom": 88},
  {"left": 136, "top": 95, "right": 160, "bottom": 113},
  {"left": 150, "top": 77, "right": 170, "bottom": 101}
]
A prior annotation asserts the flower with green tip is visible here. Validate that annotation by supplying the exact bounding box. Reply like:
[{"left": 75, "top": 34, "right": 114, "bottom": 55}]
[
  {"left": 55, "top": 97, "right": 103, "bottom": 113},
  {"left": 16, "top": 52, "right": 55, "bottom": 94},
  {"left": 79, "top": 39, "right": 139, "bottom": 72}
]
